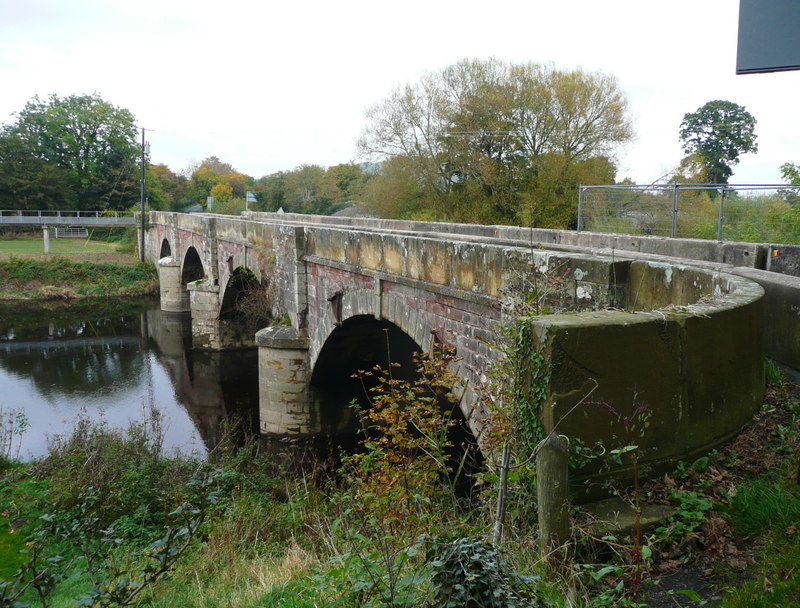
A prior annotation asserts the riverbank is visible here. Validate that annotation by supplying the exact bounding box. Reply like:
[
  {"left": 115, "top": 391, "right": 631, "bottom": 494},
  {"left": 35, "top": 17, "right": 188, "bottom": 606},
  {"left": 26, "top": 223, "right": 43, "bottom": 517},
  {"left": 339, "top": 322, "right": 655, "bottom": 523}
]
[
  {"left": 0, "top": 256, "right": 157, "bottom": 300},
  {"left": 1, "top": 363, "right": 799, "bottom": 606}
]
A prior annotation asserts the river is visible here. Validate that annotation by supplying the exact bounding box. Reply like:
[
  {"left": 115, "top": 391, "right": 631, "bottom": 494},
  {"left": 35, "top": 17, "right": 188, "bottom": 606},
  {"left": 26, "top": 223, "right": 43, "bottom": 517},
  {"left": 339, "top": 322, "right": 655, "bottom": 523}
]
[{"left": 0, "top": 298, "right": 259, "bottom": 461}]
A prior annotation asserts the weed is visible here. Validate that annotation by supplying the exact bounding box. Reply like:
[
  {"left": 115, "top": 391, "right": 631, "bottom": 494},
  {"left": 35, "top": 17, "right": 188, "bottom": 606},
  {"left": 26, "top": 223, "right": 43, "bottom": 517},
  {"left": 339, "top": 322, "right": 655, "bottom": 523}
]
[
  {"left": 765, "top": 358, "right": 783, "bottom": 386},
  {"left": 727, "top": 479, "right": 800, "bottom": 536},
  {"left": 655, "top": 489, "right": 712, "bottom": 544},
  {"left": 0, "top": 256, "right": 157, "bottom": 300},
  {"left": 33, "top": 413, "right": 196, "bottom": 536},
  {"left": 429, "top": 536, "right": 538, "bottom": 607},
  {"left": 0, "top": 408, "right": 29, "bottom": 466}
]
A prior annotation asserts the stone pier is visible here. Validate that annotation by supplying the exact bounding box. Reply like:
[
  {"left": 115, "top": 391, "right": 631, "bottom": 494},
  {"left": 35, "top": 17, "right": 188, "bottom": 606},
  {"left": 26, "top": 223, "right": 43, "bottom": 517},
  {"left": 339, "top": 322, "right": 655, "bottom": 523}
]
[
  {"left": 158, "top": 259, "right": 190, "bottom": 312},
  {"left": 255, "top": 326, "right": 317, "bottom": 436},
  {"left": 188, "top": 280, "right": 221, "bottom": 349}
]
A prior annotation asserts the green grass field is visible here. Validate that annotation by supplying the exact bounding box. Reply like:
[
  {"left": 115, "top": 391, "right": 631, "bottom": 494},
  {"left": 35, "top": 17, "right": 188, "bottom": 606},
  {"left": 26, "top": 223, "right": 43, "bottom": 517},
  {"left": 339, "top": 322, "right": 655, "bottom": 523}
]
[
  {"left": 0, "top": 237, "right": 115, "bottom": 254},
  {"left": 0, "top": 237, "right": 139, "bottom": 266}
]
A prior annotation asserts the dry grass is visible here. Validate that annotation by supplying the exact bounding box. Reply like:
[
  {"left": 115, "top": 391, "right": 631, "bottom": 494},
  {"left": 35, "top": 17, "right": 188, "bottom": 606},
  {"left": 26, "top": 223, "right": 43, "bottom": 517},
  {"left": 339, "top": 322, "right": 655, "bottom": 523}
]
[{"left": 148, "top": 541, "right": 318, "bottom": 608}]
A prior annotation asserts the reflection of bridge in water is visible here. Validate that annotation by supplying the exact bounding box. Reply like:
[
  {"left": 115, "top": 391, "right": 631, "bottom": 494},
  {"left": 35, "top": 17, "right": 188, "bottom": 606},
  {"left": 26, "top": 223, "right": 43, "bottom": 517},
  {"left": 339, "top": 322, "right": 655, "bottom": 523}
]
[
  {"left": 144, "top": 310, "right": 259, "bottom": 451},
  {"left": 0, "top": 337, "right": 141, "bottom": 353},
  {"left": 0, "top": 302, "right": 258, "bottom": 457}
]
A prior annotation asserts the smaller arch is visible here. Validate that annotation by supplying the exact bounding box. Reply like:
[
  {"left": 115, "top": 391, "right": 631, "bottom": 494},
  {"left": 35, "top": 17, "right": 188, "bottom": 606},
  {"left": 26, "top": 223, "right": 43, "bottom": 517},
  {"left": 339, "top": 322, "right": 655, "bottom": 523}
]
[
  {"left": 159, "top": 238, "right": 172, "bottom": 259},
  {"left": 181, "top": 247, "right": 205, "bottom": 285},
  {"left": 219, "top": 266, "right": 271, "bottom": 325}
]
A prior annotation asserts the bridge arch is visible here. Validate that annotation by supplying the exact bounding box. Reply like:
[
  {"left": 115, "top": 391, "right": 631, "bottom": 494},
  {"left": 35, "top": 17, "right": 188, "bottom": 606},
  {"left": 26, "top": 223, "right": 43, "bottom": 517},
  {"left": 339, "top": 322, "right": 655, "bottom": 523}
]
[
  {"left": 181, "top": 247, "right": 206, "bottom": 285},
  {"left": 310, "top": 315, "right": 421, "bottom": 432},
  {"left": 219, "top": 265, "right": 267, "bottom": 324},
  {"left": 309, "top": 314, "right": 479, "bottom": 469},
  {"left": 159, "top": 238, "right": 172, "bottom": 259}
]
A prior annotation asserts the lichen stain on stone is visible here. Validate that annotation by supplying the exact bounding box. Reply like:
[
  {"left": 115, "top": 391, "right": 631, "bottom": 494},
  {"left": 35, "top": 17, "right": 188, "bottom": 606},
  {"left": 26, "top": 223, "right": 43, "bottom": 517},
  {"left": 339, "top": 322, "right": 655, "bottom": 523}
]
[
  {"left": 458, "top": 264, "right": 475, "bottom": 291},
  {"left": 383, "top": 244, "right": 404, "bottom": 275},
  {"left": 361, "top": 241, "right": 381, "bottom": 269}
]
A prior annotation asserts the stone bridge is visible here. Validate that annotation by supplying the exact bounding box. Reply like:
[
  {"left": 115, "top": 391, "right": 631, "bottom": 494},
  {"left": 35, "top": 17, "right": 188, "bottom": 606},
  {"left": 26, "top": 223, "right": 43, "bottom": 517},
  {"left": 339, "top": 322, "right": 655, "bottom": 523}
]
[{"left": 146, "top": 211, "right": 800, "bottom": 480}]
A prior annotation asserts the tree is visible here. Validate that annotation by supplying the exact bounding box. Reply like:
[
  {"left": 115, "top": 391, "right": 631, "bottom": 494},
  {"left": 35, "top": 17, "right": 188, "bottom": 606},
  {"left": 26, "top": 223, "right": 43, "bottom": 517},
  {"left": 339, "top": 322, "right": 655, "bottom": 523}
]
[
  {"left": 209, "top": 183, "right": 233, "bottom": 202},
  {"left": 780, "top": 162, "right": 800, "bottom": 205},
  {"left": 149, "top": 164, "right": 189, "bottom": 210},
  {"left": 199, "top": 156, "right": 234, "bottom": 175},
  {"left": 255, "top": 172, "right": 287, "bottom": 211},
  {"left": 283, "top": 164, "right": 327, "bottom": 213},
  {"left": 678, "top": 100, "right": 758, "bottom": 185},
  {"left": 5, "top": 93, "right": 140, "bottom": 210},
  {"left": 320, "top": 163, "right": 369, "bottom": 204},
  {"left": 358, "top": 59, "right": 633, "bottom": 226},
  {"left": 0, "top": 131, "right": 74, "bottom": 209},
  {"left": 781, "top": 162, "right": 800, "bottom": 185},
  {"left": 187, "top": 157, "right": 253, "bottom": 206}
]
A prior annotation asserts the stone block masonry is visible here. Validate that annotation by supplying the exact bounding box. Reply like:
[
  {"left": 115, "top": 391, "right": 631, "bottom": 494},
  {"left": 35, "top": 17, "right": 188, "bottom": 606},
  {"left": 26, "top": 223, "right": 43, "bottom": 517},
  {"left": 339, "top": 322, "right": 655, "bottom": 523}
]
[
  {"left": 256, "top": 326, "right": 317, "bottom": 436},
  {"left": 147, "top": 211, "right": 770, "bottom": 478}
]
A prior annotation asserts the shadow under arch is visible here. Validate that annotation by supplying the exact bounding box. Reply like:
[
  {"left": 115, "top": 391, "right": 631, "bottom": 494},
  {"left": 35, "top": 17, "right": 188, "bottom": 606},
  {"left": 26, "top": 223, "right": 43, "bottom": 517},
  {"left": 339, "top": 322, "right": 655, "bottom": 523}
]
[
  {"left": 309, "top": 315, "right": 483, "bottom": 492},
  {"left": 181, "top": 246, "right": 205, "bottom": 285},
  {"left": 159, "top": 238, "right": 172, "bottom": 259},
  {"left": 310, "top": 315, "right": 421, "bottom": 433},
  {"left": 219, "top": 266, "right": 259, "bottom": 321}
]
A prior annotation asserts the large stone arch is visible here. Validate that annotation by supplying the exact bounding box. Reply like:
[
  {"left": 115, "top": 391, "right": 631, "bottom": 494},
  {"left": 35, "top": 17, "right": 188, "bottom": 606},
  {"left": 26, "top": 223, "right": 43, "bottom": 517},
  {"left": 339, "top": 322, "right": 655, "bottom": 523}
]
[
  {"left": 308, "top": 314, "right": 483, "bottom": 487},
  {"left": 309, "top": 315, "right": 423, "bottom": 434}
]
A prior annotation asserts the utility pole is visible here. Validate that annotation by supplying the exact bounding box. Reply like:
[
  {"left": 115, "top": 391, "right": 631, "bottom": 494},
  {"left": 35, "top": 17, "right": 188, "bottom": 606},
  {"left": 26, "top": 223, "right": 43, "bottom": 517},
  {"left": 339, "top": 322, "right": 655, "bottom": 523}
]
[{"left": 139, "top": 127, "right": 147, "bottom": 264}]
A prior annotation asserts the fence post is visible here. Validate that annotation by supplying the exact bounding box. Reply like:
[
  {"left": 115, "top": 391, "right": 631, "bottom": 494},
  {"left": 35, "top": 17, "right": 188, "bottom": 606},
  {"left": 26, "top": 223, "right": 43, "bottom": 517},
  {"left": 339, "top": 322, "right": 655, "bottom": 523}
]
[
  {"left": 537, "top": 433, "right": 570, "bottom": 561},
  {"left": 671, "top": 184, "right": 679, "bottom": 238},
  {"left": 492, "top": 442, "right": 512, "bottom": 546},
  {"left": 717, "top": 188, "right": 727, "bottom": 241},
  {"left": 577, "top": 186, "right": 584, "bottom": 232}
]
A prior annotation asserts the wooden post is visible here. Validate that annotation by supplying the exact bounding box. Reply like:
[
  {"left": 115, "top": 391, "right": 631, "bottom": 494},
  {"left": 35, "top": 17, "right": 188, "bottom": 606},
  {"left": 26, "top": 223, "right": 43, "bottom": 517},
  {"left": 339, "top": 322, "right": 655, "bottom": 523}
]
[
  {"left": 492, "top": 442, "right": 512, "bottom": 546},
  {"left": 537, "top": 433, "right": 569, "bottom": 561}
]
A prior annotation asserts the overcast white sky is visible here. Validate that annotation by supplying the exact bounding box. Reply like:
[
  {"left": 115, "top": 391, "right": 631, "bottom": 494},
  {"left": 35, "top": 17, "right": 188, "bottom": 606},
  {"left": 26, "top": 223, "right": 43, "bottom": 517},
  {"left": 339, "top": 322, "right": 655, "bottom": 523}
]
[{"left": 1, "top": 0, "right": 798, "bottom": 185}]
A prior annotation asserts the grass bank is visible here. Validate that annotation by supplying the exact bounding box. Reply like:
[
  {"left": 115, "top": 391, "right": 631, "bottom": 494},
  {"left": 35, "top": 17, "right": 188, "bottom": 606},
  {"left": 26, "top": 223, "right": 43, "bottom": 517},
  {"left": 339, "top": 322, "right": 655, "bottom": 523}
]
[
  {"left": 0, "top": 256, "right": 157, "bottom": 300},
  {"left": 1, "top": 366, "right": 799, "bottom": 606}
]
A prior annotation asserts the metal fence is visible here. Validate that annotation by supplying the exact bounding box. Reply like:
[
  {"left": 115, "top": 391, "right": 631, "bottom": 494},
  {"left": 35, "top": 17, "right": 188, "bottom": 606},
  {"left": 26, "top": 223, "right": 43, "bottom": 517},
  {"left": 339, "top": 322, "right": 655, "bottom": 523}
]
[
  {"left": 578, "top": 184, "right": 800, "bottom": 244},
  {"left": 0, "top": 210, "right": 135, "bottom": 227}
]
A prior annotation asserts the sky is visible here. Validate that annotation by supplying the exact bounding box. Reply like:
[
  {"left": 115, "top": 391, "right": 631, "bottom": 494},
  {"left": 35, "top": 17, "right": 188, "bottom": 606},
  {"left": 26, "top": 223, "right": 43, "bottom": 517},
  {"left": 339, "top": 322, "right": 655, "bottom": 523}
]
[{"left": 1, "top": 0, "right": 799, "bottom": 185}]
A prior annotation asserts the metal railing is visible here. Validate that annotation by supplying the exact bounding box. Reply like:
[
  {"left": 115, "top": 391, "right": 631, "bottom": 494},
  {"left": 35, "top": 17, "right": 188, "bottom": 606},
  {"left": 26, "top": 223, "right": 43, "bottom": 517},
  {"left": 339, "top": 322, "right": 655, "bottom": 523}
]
[
  {"left": 0, "top": 210, "right": 136, "bottom": 226},
  {"left": 578, "top": 184, "right": 800, "bottom": 244}
]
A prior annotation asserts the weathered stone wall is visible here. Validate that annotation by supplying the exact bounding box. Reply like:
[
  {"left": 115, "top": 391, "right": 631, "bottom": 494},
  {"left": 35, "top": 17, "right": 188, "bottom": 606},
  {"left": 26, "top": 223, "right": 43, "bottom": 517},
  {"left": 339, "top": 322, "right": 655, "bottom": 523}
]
[
  {"left": 148, "top": 211, "right": 768, "bottom": 472},
  {"left": 534, "top": 269, "right": 763, "bottom": 490}
]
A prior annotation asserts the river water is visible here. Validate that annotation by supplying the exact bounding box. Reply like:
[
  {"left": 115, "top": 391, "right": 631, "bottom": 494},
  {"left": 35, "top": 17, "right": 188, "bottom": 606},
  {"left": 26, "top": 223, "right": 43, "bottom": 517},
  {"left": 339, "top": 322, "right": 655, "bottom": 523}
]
[{"left": 0, "top": 298, "right": 259, "bottom": 461}]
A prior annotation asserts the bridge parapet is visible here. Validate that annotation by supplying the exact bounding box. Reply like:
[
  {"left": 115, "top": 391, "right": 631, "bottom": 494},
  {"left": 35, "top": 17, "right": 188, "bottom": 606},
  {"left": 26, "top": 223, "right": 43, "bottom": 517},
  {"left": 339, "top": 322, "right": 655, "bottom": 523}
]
[{"left": 147, "top": 211, "right": 768, "bottom": 485}]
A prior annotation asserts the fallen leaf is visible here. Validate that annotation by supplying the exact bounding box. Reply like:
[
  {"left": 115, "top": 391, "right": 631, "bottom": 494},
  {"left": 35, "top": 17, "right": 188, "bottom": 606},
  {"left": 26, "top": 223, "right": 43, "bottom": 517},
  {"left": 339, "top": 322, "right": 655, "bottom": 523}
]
[{"left": 657, "top": 559, "right": 682, "bottom": 572}]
